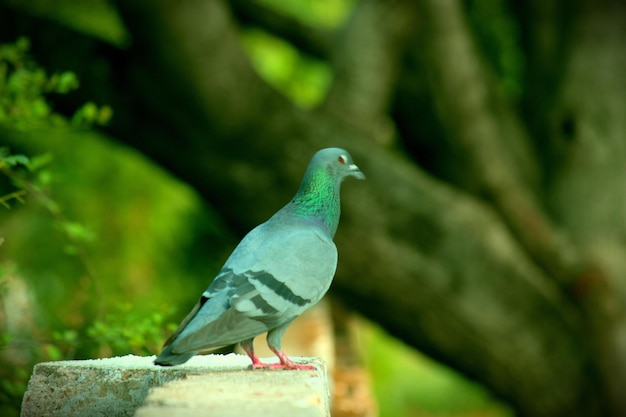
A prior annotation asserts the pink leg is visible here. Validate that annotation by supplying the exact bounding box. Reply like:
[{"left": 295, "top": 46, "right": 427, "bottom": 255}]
[
  {"left": 241, "top": 339, "right": 272, "bottom": 369},
  {"left": 269, "top": 346, "right": 315, "bottom": 370}
]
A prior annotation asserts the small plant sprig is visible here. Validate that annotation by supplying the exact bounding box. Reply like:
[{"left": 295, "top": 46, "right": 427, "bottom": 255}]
[
  {"left": 0, "top": 37, "right": 114, "bottom": 417},
  {"left": 0, "top": 37, "right": 111, "bottom": 316},
  {"left": 0, "top": 147, "right": 40, "bottom": 209},
  {"left": 0, "top": 37, "right": 112, "bottom": 130},
  {"left": 0, "top": 36, "right": 108, "bottom": 264}
]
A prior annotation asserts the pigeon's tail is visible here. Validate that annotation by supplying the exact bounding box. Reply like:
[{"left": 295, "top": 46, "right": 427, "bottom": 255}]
[{"left": 154, "top": 344, "right": 195, "bottom": 366}]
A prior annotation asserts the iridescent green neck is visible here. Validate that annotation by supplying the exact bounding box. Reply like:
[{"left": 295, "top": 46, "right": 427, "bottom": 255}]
[{"left": 290, "top": 167, "right": 341, "bottom": 237}]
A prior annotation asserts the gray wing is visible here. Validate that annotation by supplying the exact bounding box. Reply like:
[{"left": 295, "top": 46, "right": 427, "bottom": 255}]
[{"left": 167, "top": 223, "right": 338, "bottom": 354}]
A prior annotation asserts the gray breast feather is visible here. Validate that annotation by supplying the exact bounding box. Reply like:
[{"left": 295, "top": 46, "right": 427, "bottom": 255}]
[{"left": 227, "top": 225, "right": 337, "bottom": 291}]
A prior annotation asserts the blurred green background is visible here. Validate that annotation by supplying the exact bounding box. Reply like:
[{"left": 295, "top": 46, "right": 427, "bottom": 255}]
[{"left": 0, "top": 0, "right": 523, "bottom": 416}]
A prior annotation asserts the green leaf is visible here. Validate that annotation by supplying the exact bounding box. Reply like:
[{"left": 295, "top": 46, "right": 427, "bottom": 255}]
[
  {"left": 60, "top": 221, "right": 96, "bottom": 243},
  {"left": 15, "top": 37, "right": 30, "bottom": 53},
  {"left": 44, "top": 344, "right": 63, "bottom": 361},
  {"left": 54, "top": 71, "right": 80, "bottom": 94},
  {"left": 2, "top": 154, "right": 30, "bottom": 167},
  {"left": 72, "top": 101, "right": 99, "bottom": 126},
  {"left": 35, "top": 169, "right": 53, "bottom": 187},
  {"left": 97, "top": 105, "right": 113, "bottom": 125},
  {"left": 26, "top": 153, "right": 53, "bottom": 172},
  {"left": 63, "top": 244, "right": 78, "bottom": 255}
]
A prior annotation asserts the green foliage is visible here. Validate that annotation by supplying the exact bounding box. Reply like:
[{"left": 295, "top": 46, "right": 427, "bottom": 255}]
[
  {"left": 0, "top": 126, "right": 219, "bottom": 413},
  {"left": 0, "top": 127, "right": 212, "bottom": 413},
  {"left": 1, "top": 37, "right": 67, "bottom": 128},
  {"left": 0, "top": 37, "right": 210, "bottom": 416},
  {"left": 86, "top": 303, "right": 178, "bottom": 357},
  {"left": 5, "top": 0, "right": 129, "bottom": 46},
  {"left": 258, "top": 0, "right": 355, "bottom": 28},
  {"left": 362, "top": 323, "right": 513, "bottom": 417},
  {"left": 0, "top": 367, "right": 29, "bottom": 417},
  {"left": 0, "top": 146, "right": 51, "bottom": 211},
  {"left": 0, "top": 147, "right": 29, "bottom": 167},
  {"left": 0, "top": 36, "right": 112, "bottom": 130},
  {"left": 72, "top": 101, "right": 114, "bottom": 127},
  {"left": 238, "top": 0, "right": 354, "bottom": 108},
  {"left": 0, "top": 148, "right": 29, "bottom": 209},
  {"left": 0, "top": 37, "right": 111, "bottom": 218},
  {"left": 0, "top": 189, "right": 26, "bottom": 209},
  {"left": 241, "top": 29, "right": 332, "bottom": 108}
]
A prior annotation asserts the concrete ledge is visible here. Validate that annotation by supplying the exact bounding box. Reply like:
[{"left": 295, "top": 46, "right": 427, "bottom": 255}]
[{"left": 20, "top": 354, "right": 330, "bottom": 417}]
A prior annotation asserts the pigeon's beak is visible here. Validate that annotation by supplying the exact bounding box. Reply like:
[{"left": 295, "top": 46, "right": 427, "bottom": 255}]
[{"left": 349, "top": 163, "right": 366, "bottom": 180}]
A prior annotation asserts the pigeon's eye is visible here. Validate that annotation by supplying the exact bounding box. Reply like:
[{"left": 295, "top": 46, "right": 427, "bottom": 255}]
[{"left": 338, "top": 155, "right": 347, "bottom": 164}]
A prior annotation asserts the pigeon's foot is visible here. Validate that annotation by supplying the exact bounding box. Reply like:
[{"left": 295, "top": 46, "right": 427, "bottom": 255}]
[
  {"left": 247, "top": 353, "right": 274, "bottom": 370},
  {"left": 280, "top": 361, "right": 315, "bottom": 370},
  {"left": 270, "top": 347, "right": 316, "bottom": 370},
  {"left": 242, "top": 339, "right": 273, "bottom": 369},
  {"left": 249, "top": 361, "right": 272, "bottom": 370}
]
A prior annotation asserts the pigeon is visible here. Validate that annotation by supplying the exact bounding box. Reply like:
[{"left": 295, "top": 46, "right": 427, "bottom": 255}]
[{"left": 155, "top": 148, "right": 365, "bottom": 370}]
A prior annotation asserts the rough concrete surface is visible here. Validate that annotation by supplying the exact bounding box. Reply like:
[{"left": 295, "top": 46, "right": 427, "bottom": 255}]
[{"left": 20, "top": 354, "right": 330, "bottom": 417}]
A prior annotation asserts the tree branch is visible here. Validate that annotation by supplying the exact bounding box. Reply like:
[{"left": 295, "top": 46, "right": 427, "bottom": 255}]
[
  {"left": 415, "top": 0, "right": 586, "bottom": 289},
  {"left": 0, "top": 189, "right": 27, "bottom": 209},
  {"left": 545, "top": 1, "right": 626, "bottom": 413},
  {"left": 320, "top": 0, "right": 419, "bottom": 144},
  {"left": 410, "top": 2, "right": 626, "bottom": 413},
  {"left": 512, "top": 0, "right": 572, "bottom": 156}
]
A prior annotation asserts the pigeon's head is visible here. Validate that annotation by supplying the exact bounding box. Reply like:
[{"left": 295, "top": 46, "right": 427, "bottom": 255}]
[{"left": 311, "top": 148, "right": 365, "bottom": 183}]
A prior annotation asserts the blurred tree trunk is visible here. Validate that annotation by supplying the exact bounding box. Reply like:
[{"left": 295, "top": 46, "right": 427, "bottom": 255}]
[
  {"left": 539, "top": 1, "right": 626, "bottom": 414},
  {"left": 2, "top": 0, "right": 626, "bottom": 415}
]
